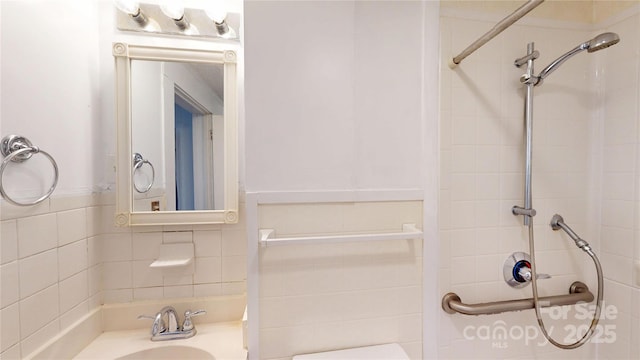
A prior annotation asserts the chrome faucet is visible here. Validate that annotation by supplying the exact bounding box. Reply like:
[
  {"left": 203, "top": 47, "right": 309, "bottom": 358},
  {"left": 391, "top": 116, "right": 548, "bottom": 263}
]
[{"left": 138, "top": 306, "right": 206, "bottom": 341}]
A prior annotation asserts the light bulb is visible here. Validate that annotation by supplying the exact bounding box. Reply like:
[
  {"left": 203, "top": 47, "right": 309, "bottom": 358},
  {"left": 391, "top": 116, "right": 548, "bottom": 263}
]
[
  {"left": 113, "top": 0, "right": 140, "bottom": 15},
  {"left": 205, "top": 5, "right": 227, "bottom": 24},
  {"left": 160, "top": 2, "right": 185, "bottom": 20}
]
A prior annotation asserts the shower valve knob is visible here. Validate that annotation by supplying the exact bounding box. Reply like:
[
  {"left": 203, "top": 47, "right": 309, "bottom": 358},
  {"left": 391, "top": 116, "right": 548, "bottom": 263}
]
[{"left": 503, "top": 252, "right": 550, "bottom": 288}]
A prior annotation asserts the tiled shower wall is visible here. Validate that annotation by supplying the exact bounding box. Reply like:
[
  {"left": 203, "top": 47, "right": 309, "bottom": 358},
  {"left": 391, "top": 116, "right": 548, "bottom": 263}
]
[
  {"left": 438, "top": 9, "right": 598, "bottom": 360},
  {"left": 597, "top": 7, "right": 640, "bottom": 359},
  {"left": 439, "top": 2, "right": 640, "bottom": 359},
  {"left": 0, "top": 194, "right": 247, "bottom": 359}
]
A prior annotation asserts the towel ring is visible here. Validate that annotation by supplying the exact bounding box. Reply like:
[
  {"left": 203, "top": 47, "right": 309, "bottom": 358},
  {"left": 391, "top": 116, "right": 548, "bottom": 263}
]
[
  {"left": 133, "top": 152, "right": 155, "bottom": 193},
  {"left": 0, "top": 135, "right": 59, "bottom": 206}
]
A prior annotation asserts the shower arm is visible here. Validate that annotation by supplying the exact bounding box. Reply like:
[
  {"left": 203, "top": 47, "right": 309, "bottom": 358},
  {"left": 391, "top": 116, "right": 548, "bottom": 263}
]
[{"left": 535, "top": 44, "right": 586, "bottom": 85}]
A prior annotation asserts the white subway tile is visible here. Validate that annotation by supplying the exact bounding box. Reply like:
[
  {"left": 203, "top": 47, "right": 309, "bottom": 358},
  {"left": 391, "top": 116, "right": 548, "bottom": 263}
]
[
  {"left": 222, "top": 255, "right": 246, "bottom": 283},
  {"left": 221, "top": 230, "right": 247, "bottom": 256},
  {"left": 451, "top": 146, "right": 476, "bottom": 173},
  {"left": 1, "top": 220, "right": 18, "bottom": 264},
  {"left": 17, "top": 213, "right": 58, "bottom": 258},
  {"left": 162, "top": 231, "right": 193, "bottom": 244},
  {"left": 19, "top": 285, "right": 59, "bottom": 338},
  {"left": 132, "top": 260, "right": 163, "bottom": 288},
  {"left": 18, "top": 250, "right": 58, "bottom": 299},
  {"left": 221, "top": 282, "right": 245, "bottom": 295},
  {"left": 100, "top": 233, "right": 132, "bottom": 262},
  {"left": 57, "top": 208, "right": 87, "bottom": 246},
  {"left": 475, "top": 174, "right": 500, "bottom": 200},
  {"left": 132, "top": 232, "right": 162, "bottom": 260},
  {"left": 193, "top": 284, "right": 222, "bottom": 297},
  {"left": 133, "top": 287, "right": 164, "bottom": 301},
  {"left": 475, "top": 255, "right": 501, "bottom": 282},
  {"left": 1, "top": 303, "right": 20, "bottom": 352},
  {"left": 102, "top": 261, "right": 132, "bottom": 290},
  {"left": 451, "top": 116, "right": 476, "bottom": 145},
  {"left": 163, "top": 285, "right": 193, "bottom": 299},
  {"left": 449, "top": 229, "right": 475, "bottom": 257},
  {"left": 58, "top": 239, "right": 87, "bottom": 280},
  {"left": 1, "top": 343, "right": 21, "bottom": 359},
  {"left": 1, "top": 261, "right": 19, "bottom": 308},
  {"left": 450, "top": 201, "right": 475, "bottom": 229},
  {"left": 450, "top": 256, "right": 476, "bottom": 285},
  {"left": 475, "top": 146, "right": 500, "bottom": 173},
  {"left": 103, "top": 289, "right": 133, "bottom": 304},
  {"left": 87, "top": 236, "right": 100, "bottom": 267},
  {"left": 59, "top": 271, "right": 88, "bottom": 314},
  {"left": 163, "top": 273, "right": 193, "bottom": 287},
  {"left": 194, "top": 257, "right": 222, "bottom": 284},
  {"left": 450, "top": 173, "right": 475, "bottom": 201},
  {"left": 193, "top": 230, "right": 222, "bottom": 257},
  {"left": 87, "top": 264, "right": 102, "bottom": 296}
]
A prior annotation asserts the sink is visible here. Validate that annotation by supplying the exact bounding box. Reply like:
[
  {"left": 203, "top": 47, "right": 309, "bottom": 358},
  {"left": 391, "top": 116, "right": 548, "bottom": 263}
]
[
  {"left": 74, "top": 321, "right": 246, "bottom": 360},
  {"left": 115, "top": 346, "right": 214, "bottom": 359}
]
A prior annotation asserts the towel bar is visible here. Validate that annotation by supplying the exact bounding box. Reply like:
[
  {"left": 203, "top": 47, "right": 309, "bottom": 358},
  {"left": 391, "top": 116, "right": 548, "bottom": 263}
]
[{"left": 442, "top": 281, "right": 593, "bottom": 315}]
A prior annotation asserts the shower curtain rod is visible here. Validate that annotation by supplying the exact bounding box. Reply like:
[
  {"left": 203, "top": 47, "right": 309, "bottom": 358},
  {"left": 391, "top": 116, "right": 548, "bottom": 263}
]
[{"left": 450, "top": 0, "right": 545, "bottom": 68}]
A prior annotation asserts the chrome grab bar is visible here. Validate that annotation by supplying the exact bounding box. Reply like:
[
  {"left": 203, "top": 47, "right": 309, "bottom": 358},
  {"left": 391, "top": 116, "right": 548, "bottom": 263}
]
[{"left": 442, "top": 281, "right": 593, "bottom": 315}]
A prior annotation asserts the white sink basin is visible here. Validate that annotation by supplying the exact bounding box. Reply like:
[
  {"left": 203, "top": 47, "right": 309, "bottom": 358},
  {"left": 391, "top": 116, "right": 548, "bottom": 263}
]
[{"left": 74, "top": 321, "right": 246, "bottom": 360}]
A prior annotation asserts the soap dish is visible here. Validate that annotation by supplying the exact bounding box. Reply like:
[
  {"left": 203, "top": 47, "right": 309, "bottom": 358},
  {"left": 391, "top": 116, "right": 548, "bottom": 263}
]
[{"left": 149, "top": 243, "right": 194, "bottom": 268}]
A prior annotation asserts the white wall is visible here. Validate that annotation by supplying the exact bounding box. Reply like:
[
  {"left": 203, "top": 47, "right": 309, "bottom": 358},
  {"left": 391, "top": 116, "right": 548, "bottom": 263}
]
[
  {"left": 245, "top": 1, "right": 424, "bottom": 192},
  {"left": 0, "top": 0, "right": 101, "bottom": 198}
]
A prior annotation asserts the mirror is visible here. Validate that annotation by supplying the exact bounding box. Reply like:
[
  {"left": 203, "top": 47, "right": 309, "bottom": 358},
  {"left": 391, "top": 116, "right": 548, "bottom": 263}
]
[{"left": 113, "top": 43, "right": 238, "bottom": 226}]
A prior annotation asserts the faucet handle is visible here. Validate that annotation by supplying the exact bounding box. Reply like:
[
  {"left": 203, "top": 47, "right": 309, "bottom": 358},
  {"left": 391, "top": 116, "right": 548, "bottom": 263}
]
[
  {"left": 182, "top": 309, "right": 206, "bottom": 331},
  {"left": 138, "top": 312, "right": 166, "bottom": 336}
]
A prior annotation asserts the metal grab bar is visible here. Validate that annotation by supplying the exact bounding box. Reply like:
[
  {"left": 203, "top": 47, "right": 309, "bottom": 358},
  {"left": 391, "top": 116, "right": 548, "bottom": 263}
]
[
  {"left": 442, "top": 281, "right": 593, "bottom": 315},
  {"left": 450, "top": 0, "right": 545, "bottom": 67}
]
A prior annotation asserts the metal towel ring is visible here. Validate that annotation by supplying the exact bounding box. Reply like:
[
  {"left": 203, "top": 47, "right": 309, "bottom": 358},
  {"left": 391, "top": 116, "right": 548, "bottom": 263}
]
[
  {"left": 133, "top": 153, "right": 155, "bottom": 193},
  {"left": 0, "top": 135, "right": 59, "bottom": 206}
]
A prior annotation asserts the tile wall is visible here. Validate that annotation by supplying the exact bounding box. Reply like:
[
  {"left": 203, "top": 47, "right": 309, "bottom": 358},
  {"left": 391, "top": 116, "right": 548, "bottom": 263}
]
[
  {"left": 257, "top": 201, "right": 423, "bottom": 360},
  {"left": 439, "top": 2, "right": 640, "bottom": 359},
  {"left": 0, "top": 193, "right": 247, "bottom": 359},
  {"left": 439, "top": 9, "right": 597, "bottom": 360},
  {"left": 597, "top": 7, "right": 640, "bottom": 359}
]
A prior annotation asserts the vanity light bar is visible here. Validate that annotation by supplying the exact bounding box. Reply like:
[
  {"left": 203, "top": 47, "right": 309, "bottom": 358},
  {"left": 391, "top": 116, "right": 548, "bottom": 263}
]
[{"left": 114, "top": 1, "right": 239, "bottom": 40}]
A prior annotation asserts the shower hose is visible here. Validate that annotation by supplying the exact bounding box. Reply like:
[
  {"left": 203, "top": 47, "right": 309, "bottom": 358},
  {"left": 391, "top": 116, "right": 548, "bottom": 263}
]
[{"left": 527, "top": 221, "right": 604, "bottom": 349}]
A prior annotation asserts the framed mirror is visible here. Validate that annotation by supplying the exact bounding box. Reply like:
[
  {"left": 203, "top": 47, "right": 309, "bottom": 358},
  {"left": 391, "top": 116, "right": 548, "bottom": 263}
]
[{"left": 113, "top": 42, "right": 238, "bottom": 226}]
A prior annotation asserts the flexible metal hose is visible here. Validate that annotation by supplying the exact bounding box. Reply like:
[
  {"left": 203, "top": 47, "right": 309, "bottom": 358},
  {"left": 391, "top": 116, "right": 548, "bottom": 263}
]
[{"left": 527, "top": 222, "right": 604, "bottom": 349}]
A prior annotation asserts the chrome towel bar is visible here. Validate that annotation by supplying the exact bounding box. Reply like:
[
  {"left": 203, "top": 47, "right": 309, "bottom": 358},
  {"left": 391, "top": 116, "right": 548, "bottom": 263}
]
[{"left": 442, "top": 281, "right": 593, "bottom": 316}]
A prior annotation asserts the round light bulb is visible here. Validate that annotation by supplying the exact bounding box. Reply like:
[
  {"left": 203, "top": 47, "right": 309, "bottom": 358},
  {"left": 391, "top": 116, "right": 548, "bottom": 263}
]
[
  {"left": 205, "top": 6, "right": 227, "bottom": 24},
  {"left": 160, "top": 2, "right": 185, "bottom": 20},
  {"left": 113, "top": 0, "right": 140, "bottom": 15}
]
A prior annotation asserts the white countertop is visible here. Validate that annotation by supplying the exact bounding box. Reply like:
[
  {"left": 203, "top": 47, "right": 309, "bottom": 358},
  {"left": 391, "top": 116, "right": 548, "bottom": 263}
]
[{"left": 74, "top": 321, "right": 247, "bottom": 360}]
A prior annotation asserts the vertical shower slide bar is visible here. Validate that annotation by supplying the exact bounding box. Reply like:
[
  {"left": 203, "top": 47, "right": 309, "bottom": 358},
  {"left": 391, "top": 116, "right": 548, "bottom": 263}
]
[{"left": 512, "top": 42, "right": 538, "bottom": 225}]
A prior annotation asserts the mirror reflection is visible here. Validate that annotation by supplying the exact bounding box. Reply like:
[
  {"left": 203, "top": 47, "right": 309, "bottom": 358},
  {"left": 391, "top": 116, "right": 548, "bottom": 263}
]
[{"left": 130, "top": 60, "right": 224, "bottom": 211}]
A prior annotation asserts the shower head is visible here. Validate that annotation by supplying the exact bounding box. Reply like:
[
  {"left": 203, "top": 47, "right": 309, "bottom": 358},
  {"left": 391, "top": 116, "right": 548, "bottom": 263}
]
[
  {"left": 535, "top": 32, "right": 620, "bottom": 85},
  {"left": 587, "top": 32, "right": 620, "bottom": 52}
]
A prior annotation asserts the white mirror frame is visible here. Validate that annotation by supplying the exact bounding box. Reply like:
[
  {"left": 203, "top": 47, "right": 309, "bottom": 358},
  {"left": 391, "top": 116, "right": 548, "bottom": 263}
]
[{"left": 113, "top": 42, "right": 238, "bottom": 226}]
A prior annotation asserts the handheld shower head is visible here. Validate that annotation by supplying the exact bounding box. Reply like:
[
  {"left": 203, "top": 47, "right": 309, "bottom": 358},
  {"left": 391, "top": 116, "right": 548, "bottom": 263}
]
[
  {"left": 586, "top": 32, "right": 620, "bottom": 52},
  {"left": 535, "top": 32, "right": 620, "bottom": 85}
]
